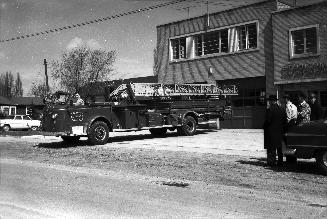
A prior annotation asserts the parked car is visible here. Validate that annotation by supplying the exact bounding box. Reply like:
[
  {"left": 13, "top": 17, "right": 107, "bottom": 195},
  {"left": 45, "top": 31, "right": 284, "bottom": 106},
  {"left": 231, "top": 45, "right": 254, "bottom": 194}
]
[
  {"left": 284, "top": 118, "right": 327, "bottom": 175},
  {"left": 0, "top": 115, "right": 41, "bottom": 131}
]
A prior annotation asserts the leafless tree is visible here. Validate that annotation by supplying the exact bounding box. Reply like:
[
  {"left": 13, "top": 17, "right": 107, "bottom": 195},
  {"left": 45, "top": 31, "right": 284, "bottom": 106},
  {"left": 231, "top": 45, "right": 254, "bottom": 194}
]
[{"left": 51, "top": 46, "right": 116, "bottom": 94}]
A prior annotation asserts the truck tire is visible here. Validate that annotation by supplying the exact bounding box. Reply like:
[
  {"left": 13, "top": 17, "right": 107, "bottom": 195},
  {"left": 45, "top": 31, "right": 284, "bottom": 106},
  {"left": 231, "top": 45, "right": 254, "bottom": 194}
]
[
  {"left": 177, "top": 116, "right": 197, "bottom": 136},
  {"left": 149, "top": 128, "right": 167, "bottom": 136},
  {"left": 88, "top": 121, "right": 109, "bottom": 145},
  {"left": 61, "top": 136, "right": 80, "bottom": 143},
  {"left": 316, "top": 151, "right": 327, "bottom": 175},
  {"left": 3, "top": 125, "right": 10, "bottom": 132},
  {"left": 286, "top": 155, "right": 297, "bottom": 164}
]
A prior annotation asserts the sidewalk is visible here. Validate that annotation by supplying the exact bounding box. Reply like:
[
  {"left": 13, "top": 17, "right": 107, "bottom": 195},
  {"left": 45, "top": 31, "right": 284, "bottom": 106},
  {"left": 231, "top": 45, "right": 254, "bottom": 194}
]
[{"left": 7, "top": 129, "right": 265, "bottom": 157}]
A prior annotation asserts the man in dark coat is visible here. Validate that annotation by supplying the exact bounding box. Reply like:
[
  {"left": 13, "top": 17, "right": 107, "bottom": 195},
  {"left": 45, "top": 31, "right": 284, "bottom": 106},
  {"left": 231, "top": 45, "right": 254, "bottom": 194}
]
[
  {"left": 264, "top": 95, "right": 287, "bottom": 166},
  {"left": 309, "top": 93, "right": 322, "bottom": 121}
]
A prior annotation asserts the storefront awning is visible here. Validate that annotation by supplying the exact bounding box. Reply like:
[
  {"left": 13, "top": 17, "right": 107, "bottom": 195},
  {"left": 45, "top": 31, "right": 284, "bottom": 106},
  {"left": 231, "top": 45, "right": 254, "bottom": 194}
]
[{"left": 274, "top": 77, "right": 327, "bottom": 85}]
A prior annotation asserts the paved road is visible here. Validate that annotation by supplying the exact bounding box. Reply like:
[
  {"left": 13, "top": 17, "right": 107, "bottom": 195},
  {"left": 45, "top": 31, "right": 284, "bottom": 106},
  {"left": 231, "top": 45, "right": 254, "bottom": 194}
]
[{"left": 1, "top": 158, "right": 326, "bottom": 219}]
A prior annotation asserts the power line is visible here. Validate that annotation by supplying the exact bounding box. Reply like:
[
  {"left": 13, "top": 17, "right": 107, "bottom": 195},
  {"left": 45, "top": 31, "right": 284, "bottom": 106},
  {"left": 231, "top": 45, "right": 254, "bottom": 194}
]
[{"left": 0, "top": 0, "right": 190, "bottom": 44}]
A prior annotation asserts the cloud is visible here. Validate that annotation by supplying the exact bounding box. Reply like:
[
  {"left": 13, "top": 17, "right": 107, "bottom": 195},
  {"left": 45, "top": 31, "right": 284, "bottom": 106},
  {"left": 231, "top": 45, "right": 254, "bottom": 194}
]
[
  {"left": 1, "top": 2, "right": 6, "bottom": 9},
  {"left": 0, "top": 51, "right": 6, "bottom": 59},
  {"left": 118, "top": 57, "right": 140, "bottom": 65},
  {"left": 66, "top": 37, "right": 102, "bottom": 50},
  {"left": 86, "top": 39, "right": 101, "bottom": 50},
  {"left": 66, "top": 37, "right": 83, "bottom": 50}
]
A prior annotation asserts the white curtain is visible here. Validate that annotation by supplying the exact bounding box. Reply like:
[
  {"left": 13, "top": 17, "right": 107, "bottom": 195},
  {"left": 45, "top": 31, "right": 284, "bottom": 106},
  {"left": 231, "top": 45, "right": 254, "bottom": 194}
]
[
  {"left": 186, "top": 36, "right": 195, "bottom": 59},
  {"left": 228, "top": 27, "right": 239, "bottom": 52}
]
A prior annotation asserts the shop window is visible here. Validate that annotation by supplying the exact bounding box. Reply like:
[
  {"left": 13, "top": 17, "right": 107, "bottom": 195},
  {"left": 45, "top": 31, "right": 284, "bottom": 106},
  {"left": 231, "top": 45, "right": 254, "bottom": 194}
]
[
  {"left": 231, "top": 88, "right": 265, "bottom": 107},
  {"left": 232, "top": 98, "right": 243, "bottom": 107},
  {"left": 243, "top": 98, "right": 256, "bottom": 106},
  {"left": 290, "top": 25, "right": 319, "bottom": 58}
]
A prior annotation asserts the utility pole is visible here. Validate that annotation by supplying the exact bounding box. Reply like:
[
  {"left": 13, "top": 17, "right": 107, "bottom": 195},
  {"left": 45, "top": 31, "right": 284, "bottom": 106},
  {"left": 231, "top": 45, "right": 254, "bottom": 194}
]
[
  {"left": 206, "top": 0, "right": 210, "bottom": 29},
  {"left": 44, "top": 59, "right": 49, "bottom": 93}
]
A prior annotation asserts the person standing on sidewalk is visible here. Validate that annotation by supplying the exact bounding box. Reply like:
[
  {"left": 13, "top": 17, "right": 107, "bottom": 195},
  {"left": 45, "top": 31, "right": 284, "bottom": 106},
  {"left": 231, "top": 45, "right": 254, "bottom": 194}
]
[
  {"left": 308, "top": 93, "right": 322, "bottom": 121},
  {"left": 297, "top": 92, "right": 311, "bottom": 125},
  {"left": 264, "top": 95, "right": 287, "bottom": 166},
  {"left": 283, "top": 94, "right": 297, "bottom": 127}
]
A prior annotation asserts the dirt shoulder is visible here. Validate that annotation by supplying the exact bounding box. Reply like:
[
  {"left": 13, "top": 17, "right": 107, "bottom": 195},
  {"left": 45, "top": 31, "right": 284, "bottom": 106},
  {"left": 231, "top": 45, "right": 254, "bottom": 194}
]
[{"left": 1, "top": 133, "right": 326, "bottom": 205}]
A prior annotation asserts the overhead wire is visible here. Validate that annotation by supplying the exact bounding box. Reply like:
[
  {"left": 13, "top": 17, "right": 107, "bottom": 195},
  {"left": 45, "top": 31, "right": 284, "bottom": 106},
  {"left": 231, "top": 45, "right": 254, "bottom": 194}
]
[
  {"left": 0, "top": 0, "right": 192, "bottom": 44},
  {"left": 0, "top": 0, "right": 264, "bottom": 44}
]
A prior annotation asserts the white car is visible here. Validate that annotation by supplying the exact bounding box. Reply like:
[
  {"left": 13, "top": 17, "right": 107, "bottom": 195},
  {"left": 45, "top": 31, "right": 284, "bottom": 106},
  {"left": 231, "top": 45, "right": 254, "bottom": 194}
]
[{"left": 0, "top": 115, "right": 41, "bottom": 131}]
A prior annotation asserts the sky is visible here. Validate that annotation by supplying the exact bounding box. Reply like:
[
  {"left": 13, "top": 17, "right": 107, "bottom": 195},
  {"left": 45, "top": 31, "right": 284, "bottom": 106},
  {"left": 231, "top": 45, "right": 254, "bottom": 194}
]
[{"left": 0, "top": 0, "right": 276, "bottom": 95}]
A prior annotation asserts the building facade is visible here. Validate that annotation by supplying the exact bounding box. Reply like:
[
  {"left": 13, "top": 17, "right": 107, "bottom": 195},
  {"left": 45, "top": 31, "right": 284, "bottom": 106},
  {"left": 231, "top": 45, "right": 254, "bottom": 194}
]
[
  {"left": 156, "top": 0, "right": 327, "bottom": 128},
  {"left": 272, "top": 1, "right": 327, "bottom": 117},
  {"left": 156, "top": 0, "right": 277, "bottom": 128}
]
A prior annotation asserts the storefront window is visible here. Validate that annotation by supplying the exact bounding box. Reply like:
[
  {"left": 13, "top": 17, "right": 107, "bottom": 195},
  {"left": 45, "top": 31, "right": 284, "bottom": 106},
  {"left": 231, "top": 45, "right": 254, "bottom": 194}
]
[{"left": 231, "top": 88, "right": 265, "bottom": 107}]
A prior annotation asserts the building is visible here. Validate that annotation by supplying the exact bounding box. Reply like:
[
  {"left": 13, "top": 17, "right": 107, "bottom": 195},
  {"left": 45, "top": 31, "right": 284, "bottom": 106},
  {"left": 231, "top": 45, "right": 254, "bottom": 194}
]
[
  {"left": 0, "top": 96, "right": 44, "bottom": 118},
  {"left": 156, "top": 0, "right": 278, "bottom": 128},
  {"left": 156, "top": 0, "right": 327, "bottom": 128},
  {"left": 272, "top": 1, "right": 327, "bottom": 117}
]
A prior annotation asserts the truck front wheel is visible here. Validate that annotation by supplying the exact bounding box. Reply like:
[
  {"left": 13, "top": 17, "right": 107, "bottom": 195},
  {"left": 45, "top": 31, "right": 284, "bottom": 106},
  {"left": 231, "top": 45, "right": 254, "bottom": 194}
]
[
  {"left": 88, "top": 121, "right": 109, "bottom": 145},
  {"left": 316, "top": 151, "right": 327, "bottom": 175},
  {"left": 177, "top": 116, "right": 197, "bottom": 136}
]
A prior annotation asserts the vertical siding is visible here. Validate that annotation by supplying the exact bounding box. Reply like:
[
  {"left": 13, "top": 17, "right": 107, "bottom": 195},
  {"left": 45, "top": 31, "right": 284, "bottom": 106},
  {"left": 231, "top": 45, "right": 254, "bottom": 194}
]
[
  {"left": 156, "top": 1, "right": 276, "bottom": 87},
  {"left": 272, "top": 3, "right": 327, "bottom": 82}
]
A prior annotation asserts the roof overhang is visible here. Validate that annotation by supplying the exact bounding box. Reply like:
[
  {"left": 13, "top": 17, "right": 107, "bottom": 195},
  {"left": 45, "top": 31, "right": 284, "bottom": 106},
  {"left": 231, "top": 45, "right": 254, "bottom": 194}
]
[{"left": 274, "top": 77, "right": 327, "bottom": 85}]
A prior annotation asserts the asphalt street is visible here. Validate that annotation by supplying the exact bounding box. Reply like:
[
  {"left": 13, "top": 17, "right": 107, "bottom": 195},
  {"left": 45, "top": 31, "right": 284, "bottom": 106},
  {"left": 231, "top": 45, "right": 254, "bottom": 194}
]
[
  {"left": 1, "top": 129, "right": 326, "bottom": 218},
  {"left": 1, "top": 158, "right": 326, "bottom": 219}
]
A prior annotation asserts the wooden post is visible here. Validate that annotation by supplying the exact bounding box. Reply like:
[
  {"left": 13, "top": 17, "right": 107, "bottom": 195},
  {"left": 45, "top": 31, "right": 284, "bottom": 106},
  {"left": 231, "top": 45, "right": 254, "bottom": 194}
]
[{"left": 44, "top": 59, "right": 49, "bottom": 93}]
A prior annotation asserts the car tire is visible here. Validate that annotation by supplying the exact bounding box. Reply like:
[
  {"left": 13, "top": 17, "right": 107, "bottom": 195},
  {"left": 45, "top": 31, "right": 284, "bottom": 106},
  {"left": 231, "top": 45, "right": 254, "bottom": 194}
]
[
  {"left": 316, "top": 151, "right": 327, "bottom": 175},
  {"left": 30, "top": 126, "right": 38, "bottom": 131},
  {"left": 3, "top": 125, "right": 10, "bottom": 132},
  {"left": 88, "top": 121, "right": 109, "bottom": 145},
  {"left": 177, "top": 116, "right": 197, "bottom": 136},
  {"left": 61, "top": 136, "right": 80, "bottom": 143},
  {"left": 149, "top": 128, "right": 167, "bottom": 136}
]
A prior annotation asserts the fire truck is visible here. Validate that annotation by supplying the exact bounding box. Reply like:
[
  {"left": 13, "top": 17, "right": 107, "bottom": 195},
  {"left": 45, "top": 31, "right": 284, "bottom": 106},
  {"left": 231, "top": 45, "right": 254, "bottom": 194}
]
[{"left": 42, "top": 83, "right": 238, "bottom": 145}]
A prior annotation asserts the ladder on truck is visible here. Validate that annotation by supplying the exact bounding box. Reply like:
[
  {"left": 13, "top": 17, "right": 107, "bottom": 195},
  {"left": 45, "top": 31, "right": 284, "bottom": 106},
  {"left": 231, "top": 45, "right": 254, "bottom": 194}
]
[{"left": 109, "top": 83, "right": 238, "bottom": 99}]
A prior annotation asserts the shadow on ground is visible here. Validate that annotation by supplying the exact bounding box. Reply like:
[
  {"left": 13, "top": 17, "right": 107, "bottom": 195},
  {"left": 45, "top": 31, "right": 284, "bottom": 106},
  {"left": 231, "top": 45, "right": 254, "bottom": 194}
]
[
  {"left": 36, "top": 129, "right": 214, "bottom": 149},
  {"left": 236, "top": 157, "right": 325, "bottom": 176}
]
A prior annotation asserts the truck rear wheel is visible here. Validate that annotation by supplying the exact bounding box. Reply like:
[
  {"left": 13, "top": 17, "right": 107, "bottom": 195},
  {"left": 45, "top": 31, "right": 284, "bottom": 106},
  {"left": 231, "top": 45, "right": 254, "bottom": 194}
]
[
  {"left": 149, "top": 128, "right": 167, "bottom": 136},
  {"left": 61, "top": 136, "right": 80, "bottom": 143},
  {"left": 88, "top": 121, "right": 109, "bottom": 145},
  {"left": 316, "top": 151, "right": 327, "bottom": 175},
  {"left": 177, "top": 116, "right": 197, "bottom": 136}
]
